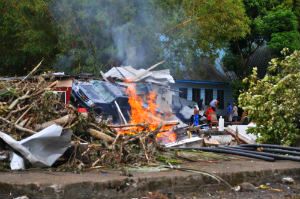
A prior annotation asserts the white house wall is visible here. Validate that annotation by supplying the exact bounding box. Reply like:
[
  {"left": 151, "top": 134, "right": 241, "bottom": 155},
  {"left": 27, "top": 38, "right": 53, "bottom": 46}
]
[{"left": 172, "top": 82, "right": 233, "bottom": 116}]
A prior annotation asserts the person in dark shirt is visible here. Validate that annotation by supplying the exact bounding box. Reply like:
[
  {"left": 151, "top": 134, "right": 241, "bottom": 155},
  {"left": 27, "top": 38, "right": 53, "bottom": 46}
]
[{"left": 197, "top": 98, "right": 204, "bottom": 111}]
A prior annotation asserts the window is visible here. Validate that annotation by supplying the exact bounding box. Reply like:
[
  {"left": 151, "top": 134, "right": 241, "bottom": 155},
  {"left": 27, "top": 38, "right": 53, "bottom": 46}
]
[
  {"left": 217, "top": 90, "right": 224, "bottom": 109},
  {"left": 179, "top": 88, "right": 187, "bottom": 99},
  {"left": 52, "top": 91, "right": 66, "bottom": 104},
  {"left": 192, "top": 88, "right": 200, "bottom": 102},
  {"left": 90, "top": 82, "right": 115, "bottom": 103},
  {"left": 205, "top": 89, "right": 213, "bottom": 105}
]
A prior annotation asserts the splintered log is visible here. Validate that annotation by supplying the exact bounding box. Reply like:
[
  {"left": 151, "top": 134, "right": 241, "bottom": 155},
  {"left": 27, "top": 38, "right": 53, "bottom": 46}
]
[
  {"left": 8, "top": 90, "right": 31, "bottom": 110},
  {"left": 31, "top": 80, "right": 58, "bottom": 97},
  {"left": 88, "top": 128, "right": 114, "bottom": 143},
  {"left": 6, "top": 104, "right": 30, "bottom": 119},
  {"left": 109, "top": 121, "right": 178, "bottom": 129},
  {"left": 18, "top": 118, "right": 29, "bottom": 127},
  {"left": 35, "top": 114, "right": 75, "bottom": 131},
  {"left": 108, "top": 123, "right": 146, "bottom": 128},
  {"left": 21, "top": 59, "right": 44, "bottom": 82},
  {"left": 163, "top": 120, "right": 179, "bottom": 126},
  {"left": 15, "top": 105, "right": 32, "bottom": 124},
  {"left": 132, "top": 61, "right": 165, "bottom": 82},
  {"left": 0, "top": 116, "right": 36, "bottom": 134}
]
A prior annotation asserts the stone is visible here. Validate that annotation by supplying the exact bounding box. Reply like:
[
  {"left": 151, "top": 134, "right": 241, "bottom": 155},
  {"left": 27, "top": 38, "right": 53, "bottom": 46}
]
[
  {"left": 239, "top": 182, "right": 256, "bottom": 192},
  {"left": 282, "top": 177, "right": 295, "bottom": 184}
]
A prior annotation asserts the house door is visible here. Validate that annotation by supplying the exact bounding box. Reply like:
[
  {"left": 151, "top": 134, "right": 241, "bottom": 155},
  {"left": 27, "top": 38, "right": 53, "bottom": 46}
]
[
  {"left": 192, "top": 88, "right": 200, "bottom": 102},
  {"left": 217, "top": 90, "right": 224, "bottom": 109},
  {"left": 205, "top": 89, "right": 213, "bottom": 105}
]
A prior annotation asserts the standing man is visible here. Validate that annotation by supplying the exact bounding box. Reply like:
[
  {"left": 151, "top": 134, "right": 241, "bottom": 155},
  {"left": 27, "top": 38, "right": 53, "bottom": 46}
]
[
  {"left": 232, "top": 103, "right": 239, "bottom": 122},
  {"left": 226, "top": 103, "right": 233, "bottom": 122},
  {"left": 205, "top": 99, "right": 218, "bottom": 126},
  {"left": 190, "top": 104, "right": 200, "bottom": 126}
]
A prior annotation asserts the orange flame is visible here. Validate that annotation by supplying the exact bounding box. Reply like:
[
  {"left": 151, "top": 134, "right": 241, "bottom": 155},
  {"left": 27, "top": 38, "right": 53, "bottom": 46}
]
[
  {"left": 118, "top": 84, "right": 176, "bottom": 143},
  {"left": 156, "top": 130, "right": 177, "bottom": 144}
]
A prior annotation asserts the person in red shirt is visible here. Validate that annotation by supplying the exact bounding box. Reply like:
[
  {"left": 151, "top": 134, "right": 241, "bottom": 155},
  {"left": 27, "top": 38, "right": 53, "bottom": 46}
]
[{"left": 205, "top": 99, "right": 218, "bottom": 125}]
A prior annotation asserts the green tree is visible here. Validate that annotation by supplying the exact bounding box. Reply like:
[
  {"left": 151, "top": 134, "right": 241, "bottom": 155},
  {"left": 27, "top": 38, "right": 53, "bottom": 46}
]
[
  {"left": 255, "top": 6, "right": 300, "bottom": 54},
  {"left": 239, "top": 49, "right": 300, "bottom": 145},
  {"left": 181, "top": 0, "right": 250, "bottom": 52},
  {"left": 157, "top": 0, "right": 250, "bottom": 77},
  {"left": 223, "top": 1, "right": 300, "bottom": 79},
  {"left": 0, "top": 0, "right": 58, "bottom": 75}
]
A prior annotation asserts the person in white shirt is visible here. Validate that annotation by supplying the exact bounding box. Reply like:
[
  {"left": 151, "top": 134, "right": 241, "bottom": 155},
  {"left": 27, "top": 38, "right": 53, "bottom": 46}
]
[{"left": 232, "top": 103, "right": 238, "bottom": 122}]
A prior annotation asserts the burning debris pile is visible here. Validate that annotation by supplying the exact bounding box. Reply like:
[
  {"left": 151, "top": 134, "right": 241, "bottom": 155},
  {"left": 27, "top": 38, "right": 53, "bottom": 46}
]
[
  {"left": 0, "top": 62, "right": 180, "bottom": 170},
  {"left": 0, "top": 61, "right": 299, "bottom": 172}
]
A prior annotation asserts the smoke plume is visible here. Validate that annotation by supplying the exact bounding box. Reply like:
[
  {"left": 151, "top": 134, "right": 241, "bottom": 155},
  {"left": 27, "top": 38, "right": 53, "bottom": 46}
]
[{"left": 50, "top": 0, "right": 165, "bottom": 71}]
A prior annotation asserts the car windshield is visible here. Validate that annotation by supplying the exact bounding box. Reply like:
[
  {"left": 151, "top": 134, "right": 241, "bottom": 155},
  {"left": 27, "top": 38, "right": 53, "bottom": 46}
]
[{"left": 92, "top": 81, "right": 115, "bottom": 103}]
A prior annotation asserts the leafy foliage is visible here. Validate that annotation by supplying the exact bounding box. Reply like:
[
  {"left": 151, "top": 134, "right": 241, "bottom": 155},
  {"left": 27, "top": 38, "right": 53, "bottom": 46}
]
[
  {"left": 269, "top": 31, "right": 300, "bottom": 52},
  {"left": 180, "top": 0, "right": 250, "bottom": 52},
  {"left": 255, "top": 6, "right": 300, "bottom": 54},
  {"left": 1, "top": 0, "right": 298, "bottom": 80},
  {"left": 239, "top": 49, "right": 300, "bottom": 145},
  {"left": 0, "top": 0, "right": 58, "bottom": 75},
  {"left": 223, "top": 1, "right": 300, "bottom": 79},
  {"left": 158, "top": 0, "right": 250, "bottom": 77}
]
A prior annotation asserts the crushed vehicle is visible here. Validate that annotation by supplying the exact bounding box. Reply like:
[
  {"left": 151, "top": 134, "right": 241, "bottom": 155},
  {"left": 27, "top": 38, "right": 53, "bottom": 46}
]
[{"left": 72, "top": 80, "right": 131, "bottom": 123}]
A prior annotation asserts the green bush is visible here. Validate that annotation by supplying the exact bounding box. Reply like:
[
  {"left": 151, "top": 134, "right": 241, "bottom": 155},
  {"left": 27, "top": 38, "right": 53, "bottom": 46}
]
[{"left": 239, "top": 49, "right": 300, "bottom": 145}]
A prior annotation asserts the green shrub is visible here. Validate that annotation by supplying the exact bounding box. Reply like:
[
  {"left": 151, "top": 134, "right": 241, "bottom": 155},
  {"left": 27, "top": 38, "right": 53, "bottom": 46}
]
[{"left": 239, "top": 49, "right": 300, "bottom": 145}]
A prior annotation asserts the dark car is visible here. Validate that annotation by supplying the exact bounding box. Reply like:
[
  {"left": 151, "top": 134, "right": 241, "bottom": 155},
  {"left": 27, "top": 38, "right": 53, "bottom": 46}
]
[{"left": 72, "top": 80, "right": 130, "bottom": 123}]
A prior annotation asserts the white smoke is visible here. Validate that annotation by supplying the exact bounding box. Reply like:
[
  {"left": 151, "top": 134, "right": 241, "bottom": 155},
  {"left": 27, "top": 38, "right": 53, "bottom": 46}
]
[{"left": 50, "top": 0, "right": 165, "bottom": 71}]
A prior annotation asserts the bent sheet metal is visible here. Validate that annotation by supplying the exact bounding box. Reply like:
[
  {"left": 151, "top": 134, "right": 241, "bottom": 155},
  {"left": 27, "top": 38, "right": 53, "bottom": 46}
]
[{"left": 0, "top": 124, "right": 71, "bottom": 170}]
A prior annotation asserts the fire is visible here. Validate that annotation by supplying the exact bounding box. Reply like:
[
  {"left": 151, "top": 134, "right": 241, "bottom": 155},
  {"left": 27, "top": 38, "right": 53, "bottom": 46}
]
[
  {"left": 156, "top": 131, "right": 177, "bottom": 144},
  {"left": 118, "top": 84, "right": 177, "bottom": 143}
]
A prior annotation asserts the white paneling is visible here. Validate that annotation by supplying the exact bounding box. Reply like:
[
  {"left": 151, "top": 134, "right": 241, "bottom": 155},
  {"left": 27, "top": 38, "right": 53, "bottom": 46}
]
[
  {"left": 213, "top": 89, "right": 217, "bottom": 100},
  {"left": 187, "top": 87, "right": 192, "bottom": 101},
  {"left": 200, "top": 89, "right": 205, "bottom": 101}
]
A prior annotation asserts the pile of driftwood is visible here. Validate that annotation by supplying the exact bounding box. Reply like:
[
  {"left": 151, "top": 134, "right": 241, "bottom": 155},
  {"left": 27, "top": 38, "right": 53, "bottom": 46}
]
[
  {"left": 0, "top": 76, "right": 72, "bottom": 138},
  {"left": 0, "top": 74, "right": 173, "bottom": 170}
]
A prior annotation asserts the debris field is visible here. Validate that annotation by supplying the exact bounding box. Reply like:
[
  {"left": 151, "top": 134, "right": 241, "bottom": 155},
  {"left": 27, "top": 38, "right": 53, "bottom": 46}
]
[{"left": 0, "top": 62, "right": 299, "bottom": 172}]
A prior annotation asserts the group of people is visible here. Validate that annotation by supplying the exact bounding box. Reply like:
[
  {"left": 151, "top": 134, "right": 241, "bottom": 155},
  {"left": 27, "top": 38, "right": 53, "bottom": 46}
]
[
  {"left": 190, "top": 99, "right": 240, "bottom": 127},
  {"left": 190, "top": 99, "right": 219, "bottom": 126},
  {"left": 226, "top": 102, "right": 239, "bottom": 122}
]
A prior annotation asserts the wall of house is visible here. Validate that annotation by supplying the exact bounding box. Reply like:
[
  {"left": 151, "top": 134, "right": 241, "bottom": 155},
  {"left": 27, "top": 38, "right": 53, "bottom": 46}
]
[{"left": 171, "top": 82, "right": 233, "bottom": 116}]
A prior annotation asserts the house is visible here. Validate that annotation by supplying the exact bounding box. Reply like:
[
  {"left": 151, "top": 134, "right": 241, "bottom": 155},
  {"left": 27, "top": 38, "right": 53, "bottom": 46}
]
[
  {"left": 172, "top": 80, "right": 233, "bottom": 116},
  {"left": 171, "top": 62, "right": 234, "bottom": 116}
]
